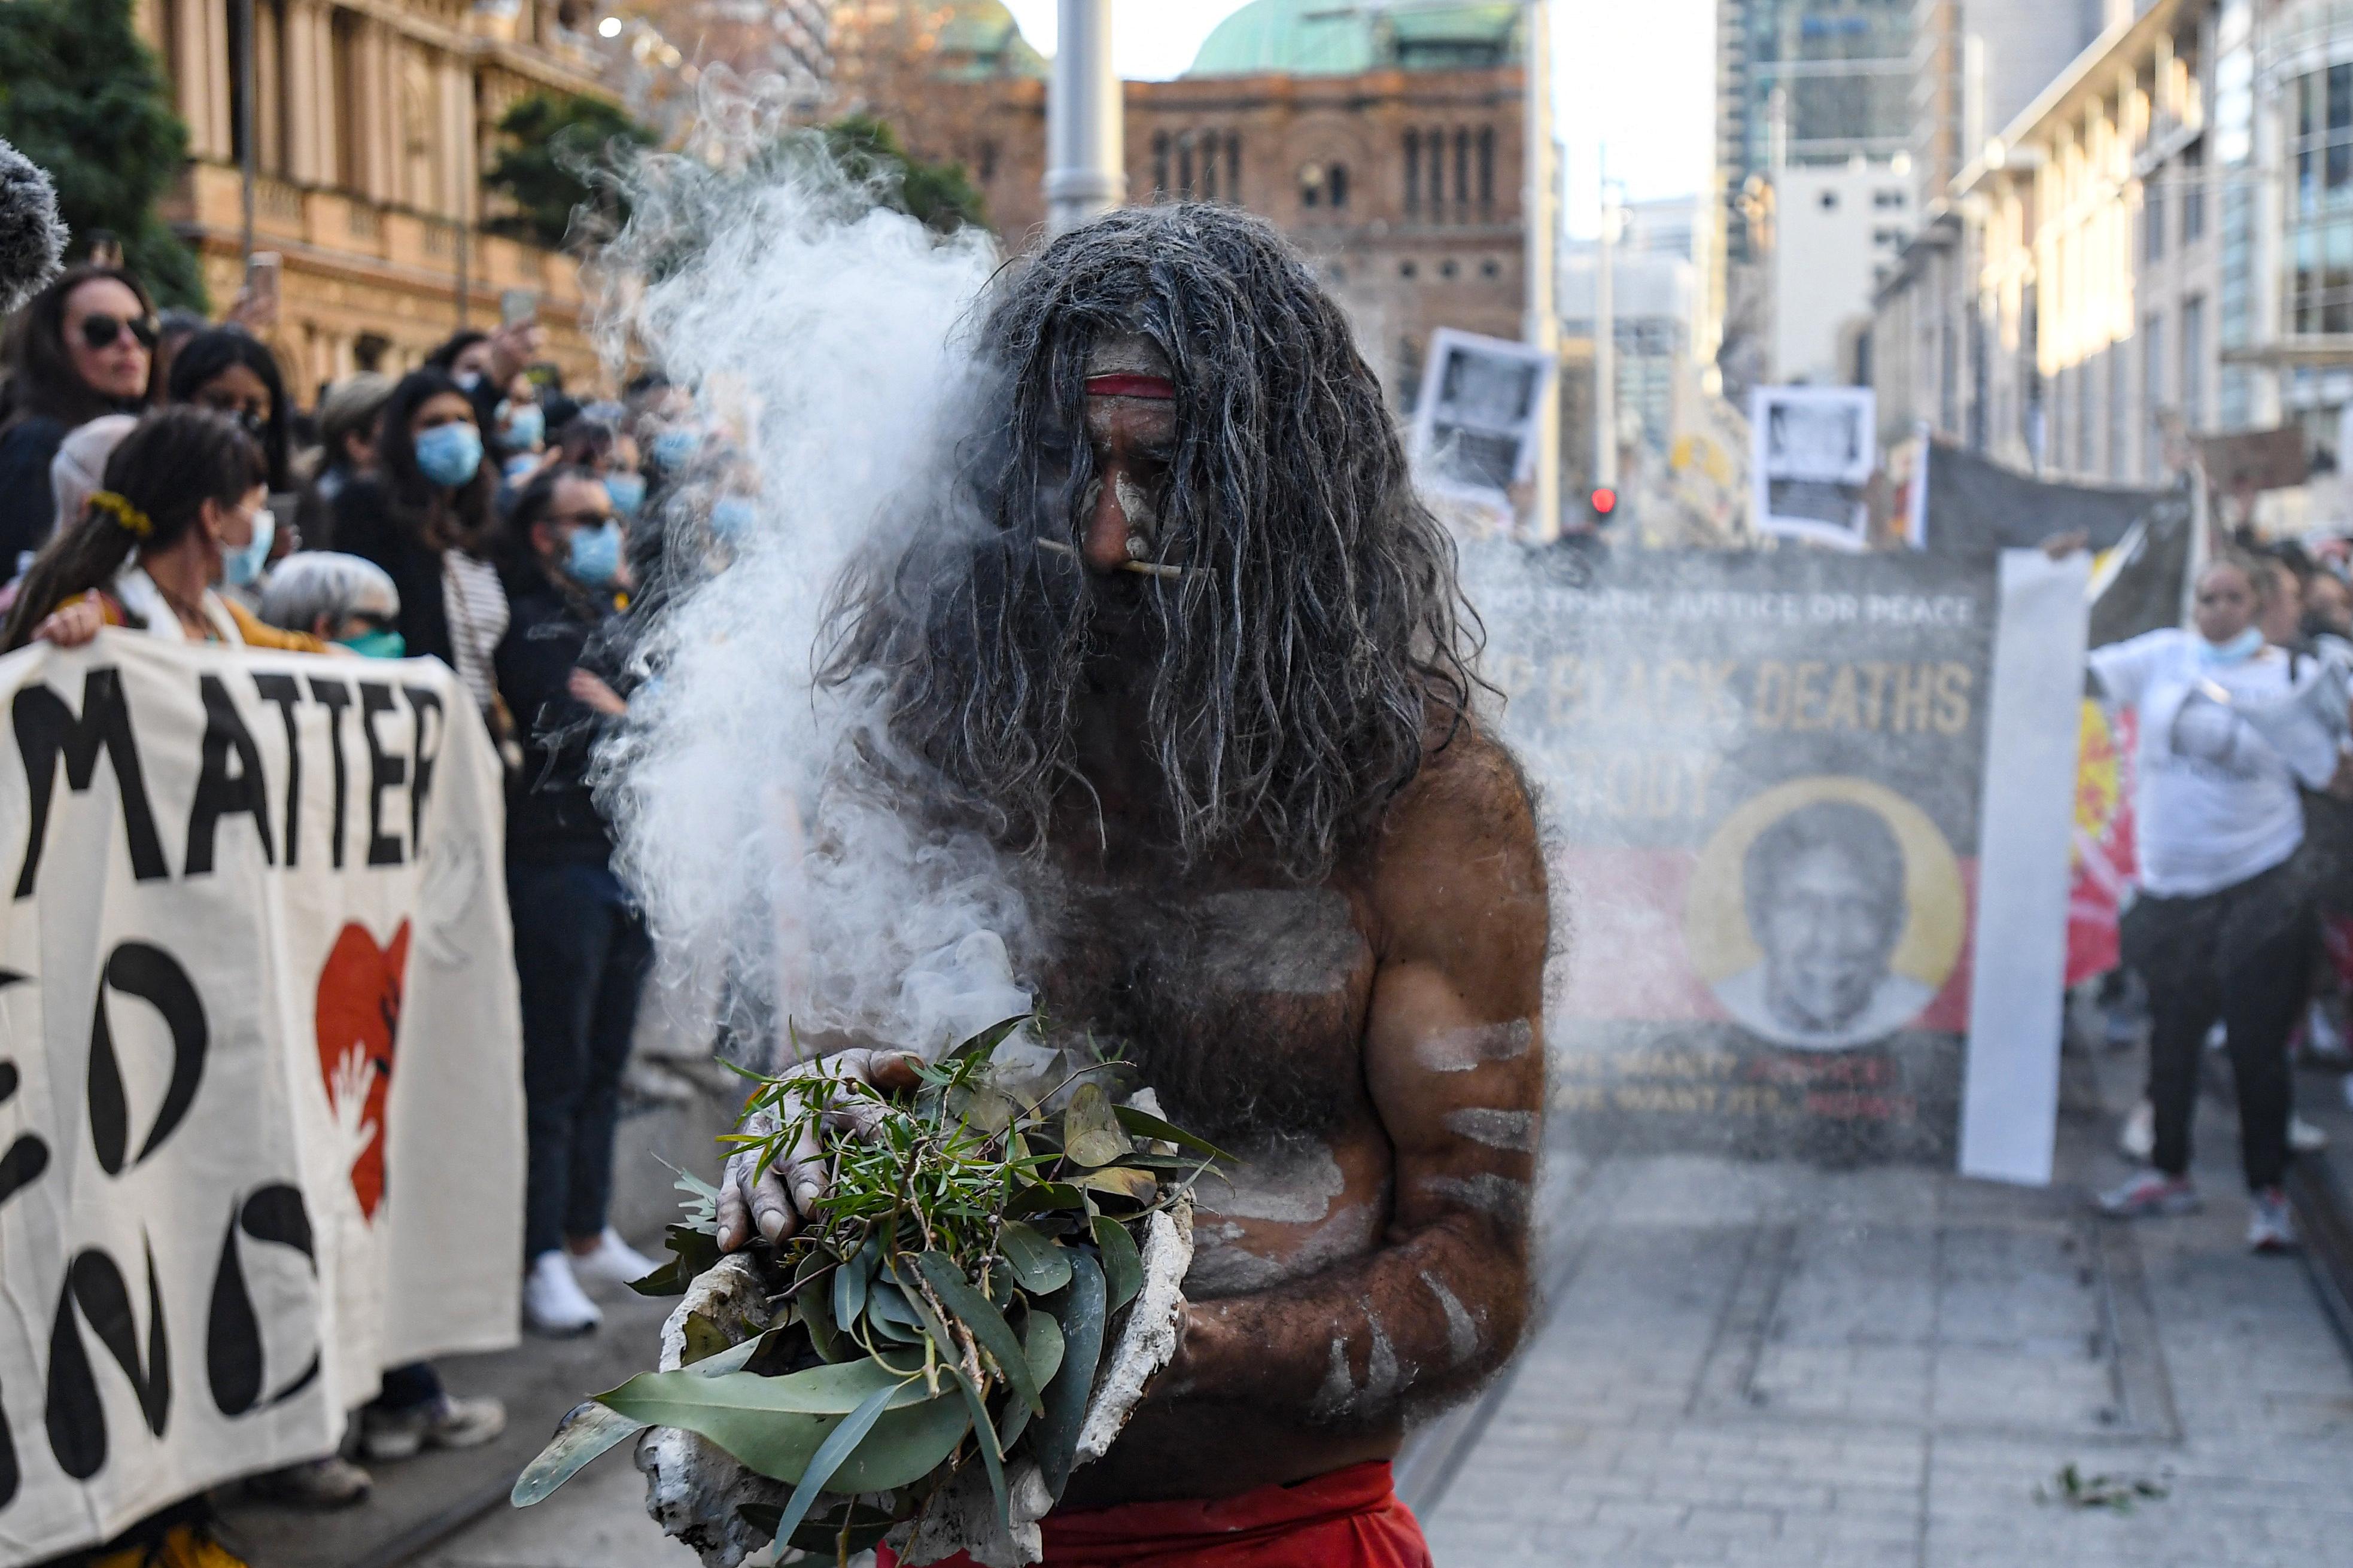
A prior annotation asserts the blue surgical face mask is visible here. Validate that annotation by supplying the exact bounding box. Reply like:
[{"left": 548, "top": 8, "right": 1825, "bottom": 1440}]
[
  {"left": 503, "top": 453, "right": 542, "bottom": 485},
  {"left": 650, "top": 427, "right": 701, "bottom": 472},
  {"left": 223, "top": 507, "right": 274, "bottom": 589},
  {"left": 567, "top": 519, "right": 622, "bottom": 586},
  {"left": 604, "top": 471, "right": 646, "bottom": 517},
  {"left": 499, "top": 400, "right": 545, "bottom": 452},
  {"left": 337, "top": 628, "right": 406, "bottom": 659},
  {"left": 2200, "top": 626, "right": 2265, "bottom": 665},
  {"left": 711, "top": 496, "right": 758, "bottom": 542},
  {"left": 414, "top": 422, "right": 484, "bottom": 488}
]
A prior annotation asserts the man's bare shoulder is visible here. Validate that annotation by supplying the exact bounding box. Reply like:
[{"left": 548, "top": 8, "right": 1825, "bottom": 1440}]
[{"left": 1363, "top": 722, "right": 1547, "bottom": 956}]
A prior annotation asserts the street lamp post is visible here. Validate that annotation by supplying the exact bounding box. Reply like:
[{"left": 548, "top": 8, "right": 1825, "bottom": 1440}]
[
  {"left": 1595, "top": 155, "right": 1619, "bottom": 496},
  {"left": 1522, "top": 0, "right": 1558, "bottom": 540},
  {"left": 236, "top": 0, "right": 256, "bottom": 263},
  {"left": 1044, "top": 0, "right": 1122, "bottom": 235}
]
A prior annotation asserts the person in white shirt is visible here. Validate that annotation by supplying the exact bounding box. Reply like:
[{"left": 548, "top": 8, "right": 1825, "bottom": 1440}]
[{"left": 2091, "top": 558, "right": 2338, "bottom": 1252}]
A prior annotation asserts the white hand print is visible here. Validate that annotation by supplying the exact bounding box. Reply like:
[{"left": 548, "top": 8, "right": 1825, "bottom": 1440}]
[{"left": 328, "top": 1039, "right": 380, "bottom": 1180}]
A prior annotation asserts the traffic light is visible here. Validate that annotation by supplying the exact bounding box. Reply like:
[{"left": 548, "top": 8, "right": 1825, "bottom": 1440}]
[{"left": 1589, "top": 486, "right": 1618, "bottom": 519}]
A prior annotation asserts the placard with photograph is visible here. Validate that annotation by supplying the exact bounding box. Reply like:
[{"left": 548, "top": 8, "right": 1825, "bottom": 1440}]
[
  {"left": 1751, "top": 385, "right": 1875, "bottom": 548},
  {"left": 1410, "top": 328, "right": 1558, "bottom": 504}
]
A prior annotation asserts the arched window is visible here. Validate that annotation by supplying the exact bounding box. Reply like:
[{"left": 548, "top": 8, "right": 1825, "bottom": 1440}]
[
  {"left": 1404, "top": 130, "right": 1421, "bottom": 213},
  {"left": 1177, "top": 132, "right": 1194, "bottom": 195},
  {"left": 1153, "top": 130, "right": 1170, "bottom": 196},
  {"left": 1329, "top": 163, "right": 1349, "bottom": 209},
  {"left": 1203, "top": 135, "right": 1218, "bottom": 200},
  {"left": 1226, "top": 132, "right": 1242, "bottom": 200},
  {"left": 1454, "top": 127, "right": 1470, "bottom": 214},
  {"left": 1477, "top": 126, "right": 1495, "bottom": 209}
]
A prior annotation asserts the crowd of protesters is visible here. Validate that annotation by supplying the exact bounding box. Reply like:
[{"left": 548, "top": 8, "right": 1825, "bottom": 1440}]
[
  {"left": 0, "top": 265, "right": 738, "bottom": 1548},
  {"left": 2091, "top": 537, "right": 2353, "bottom": 1254}
]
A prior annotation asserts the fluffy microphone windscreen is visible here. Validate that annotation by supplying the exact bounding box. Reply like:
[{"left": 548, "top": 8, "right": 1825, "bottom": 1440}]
[{"left": 0, "top": 138, "right": 66, "bottom": 315}]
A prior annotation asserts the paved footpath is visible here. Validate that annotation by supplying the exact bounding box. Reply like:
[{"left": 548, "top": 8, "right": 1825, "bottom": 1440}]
[
  {"left": 418, "top": 1045, "right": 2353, "bottom": 1568},
  {"left": 1409, "top": 1043, "right": 2353, "bottom": 1568}
]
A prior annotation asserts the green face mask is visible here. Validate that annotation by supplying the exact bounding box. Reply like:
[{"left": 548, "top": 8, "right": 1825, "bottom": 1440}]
[{"left": 337, "top": 629, "right": 407, "bottom": 659}]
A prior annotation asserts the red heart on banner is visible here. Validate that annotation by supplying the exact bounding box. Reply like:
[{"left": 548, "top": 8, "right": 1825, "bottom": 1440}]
[{"left": 314, "top": 921, "right": 411, "bottom": 1221}]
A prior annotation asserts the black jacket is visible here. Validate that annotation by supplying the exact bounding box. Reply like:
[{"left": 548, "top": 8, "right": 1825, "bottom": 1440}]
[
  {"left": 495, "top": 570, "right": 621, "bottom": 863},
  {"left": 327, "top": 474, "right": 454, "bottom": 666},
  {"left": 0, "top": 416, "right": 68, "bottom": 576}
]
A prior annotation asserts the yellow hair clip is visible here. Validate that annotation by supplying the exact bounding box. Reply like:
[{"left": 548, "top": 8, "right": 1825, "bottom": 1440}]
[{"left": 88, "top": 491, "right": 152, "bottom": 538}]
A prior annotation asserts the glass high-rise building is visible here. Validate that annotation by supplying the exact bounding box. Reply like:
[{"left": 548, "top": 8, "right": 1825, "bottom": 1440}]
[{"left": 1716, "top": 0, "right": 1914, "bottom": 261}]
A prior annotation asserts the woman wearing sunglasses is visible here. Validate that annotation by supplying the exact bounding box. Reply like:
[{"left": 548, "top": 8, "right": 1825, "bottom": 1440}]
[{"left": 0, "top": 264, "right": 160, "bottom": 579}]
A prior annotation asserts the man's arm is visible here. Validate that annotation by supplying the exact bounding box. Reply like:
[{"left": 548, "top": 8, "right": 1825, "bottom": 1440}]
[{"left": 1160, "top": 734, "right": 1549, "bottom": 1432}]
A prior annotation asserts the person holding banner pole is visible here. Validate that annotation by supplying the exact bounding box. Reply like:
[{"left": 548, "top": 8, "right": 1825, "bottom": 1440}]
[
  {"left": 1, "top": 410, "right": 320, "bottom": 1568},
  {"left": 0, "top": 407, "right": 312, "bottom": 653},
  {"left": 2092, "top": 557, "right": 2339, "bottom": 1253},
  {"left": 242, "top": 555, "right": 511, "bottom": 1505},
  {"left": 491, "top": 464, "right": 656, "bottom": 1335}
]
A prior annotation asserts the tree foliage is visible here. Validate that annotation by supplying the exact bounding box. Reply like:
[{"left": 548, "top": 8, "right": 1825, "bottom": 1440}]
[
  {"left": 820, "top": 114, "right": 986, "bottom": 236},
  {"left": 484, "top": 92, "right": 659, "bottom": 251},
  {"left": 0, "top": 0, "right": 202, "bottom": 308}
]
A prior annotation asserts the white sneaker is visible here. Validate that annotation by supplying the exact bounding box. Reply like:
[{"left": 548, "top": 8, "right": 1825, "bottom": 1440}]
[
  {"left": 524, "top": 1250, "right": 601, "bottom": 1336},
  {"left": 2293, "top": 1115, "right": 2331, "bottom": 1153},
  {"left": 2118, "top": 1098, "right": 2156, "bottom": 1161},
  {"left": 2249, "top": 1186, "right": 2300, "bottom": 1253},
  {"left": 567, "top": 1228, "right": 661, "bottom": 1287}
]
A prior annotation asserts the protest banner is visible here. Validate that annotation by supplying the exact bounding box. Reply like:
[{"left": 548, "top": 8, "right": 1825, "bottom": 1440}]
[
  {"left": 1469, "top": 546, "right": 2088, "bottom": 1183},
  {"left": 0, "top": 635, "right": 522, "bottom": 1560}
]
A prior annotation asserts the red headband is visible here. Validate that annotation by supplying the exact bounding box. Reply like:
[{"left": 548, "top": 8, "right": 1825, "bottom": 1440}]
[{"left": 1084, "top": 373, "right": 1176, "bottom": 400}]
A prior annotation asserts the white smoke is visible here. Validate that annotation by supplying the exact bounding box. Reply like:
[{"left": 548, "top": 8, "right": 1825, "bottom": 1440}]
[{"left": 588, "top": 82, "right": 1035, "bottom": 1068}]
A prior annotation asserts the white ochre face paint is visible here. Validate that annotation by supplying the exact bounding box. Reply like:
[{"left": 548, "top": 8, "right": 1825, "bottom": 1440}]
[
  {"left": 1416, "top": 1018, "right": 1535, "bottom": 1073},
  {"left": 1114, "top": 473, "right": 1157, "bottom": 545}
]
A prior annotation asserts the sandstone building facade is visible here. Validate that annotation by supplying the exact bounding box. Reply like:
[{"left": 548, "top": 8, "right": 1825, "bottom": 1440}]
[{"left": 138, "top": 0, "right": 610, "bottom": 396}]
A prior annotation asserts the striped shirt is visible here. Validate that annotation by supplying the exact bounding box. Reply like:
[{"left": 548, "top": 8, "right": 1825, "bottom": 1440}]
[{"left": 441, "top": 551, "right": 509, "bottom": 712}]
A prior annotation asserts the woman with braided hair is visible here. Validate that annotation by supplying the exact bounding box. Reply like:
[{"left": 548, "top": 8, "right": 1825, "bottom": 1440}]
[{"left": 0, "top": 404, "right": 321, "bottom": 653}]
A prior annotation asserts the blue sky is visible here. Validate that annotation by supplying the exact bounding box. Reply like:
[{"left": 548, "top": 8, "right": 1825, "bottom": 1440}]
[{"left": 996, "top": 0, "right": 1715, "bottom": 236}]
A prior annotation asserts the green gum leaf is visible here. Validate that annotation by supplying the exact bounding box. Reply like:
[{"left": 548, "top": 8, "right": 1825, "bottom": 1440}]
[
  {"left": 948, "top": 1363, "right": 1011, "bottom": 1531},
  {"left": 595, "top": 1366, "right": 968, "bottom": 1490},
  {"left": 510, "top": 1401, "right": 646, "bottom": 1508},
  {"left": 1112, "top": 1105, "right": 1234, "bottom": 1162},
  {"left": 1092, "top": 1215, "right": 1143, "bottom": 1312},
  {"left": 916, "top": 1251, "right": 1045, "bottom": 1417},
  {"left": 946, "top": 1013, "right": 1032, "bottom": 1066},
  {"left": 998, "top": 1222, "right": 1074, "bottom": 1294},
  {"left": 1063, "top": 1082, "right": 1131, "bottom": 1167},
  {"left": 1033, "top": 1249, "right": 1105, "bottom": 1501},
  {"left": 767, "top": 1378, "right": 907, "bottom": 1546}
]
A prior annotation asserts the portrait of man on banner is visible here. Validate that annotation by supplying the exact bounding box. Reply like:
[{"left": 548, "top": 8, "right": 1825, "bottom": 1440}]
[{"left": 1688, "top": 779, "right": 1966, "bottom": 1052}]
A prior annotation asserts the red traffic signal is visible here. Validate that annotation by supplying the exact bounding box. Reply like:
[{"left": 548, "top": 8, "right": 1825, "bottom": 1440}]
[{"left": 1589, "top": 486, "right": 1618, "bottom": 516}]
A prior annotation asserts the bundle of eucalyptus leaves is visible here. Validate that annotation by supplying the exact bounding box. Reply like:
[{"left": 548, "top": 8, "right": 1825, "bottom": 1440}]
[{"left": 510, "top": 1016, "right": 1222, "bottom": 1564}]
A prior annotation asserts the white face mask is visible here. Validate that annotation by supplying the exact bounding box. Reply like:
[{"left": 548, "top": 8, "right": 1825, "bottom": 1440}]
[{"left": 2199, "top": 626, "right": 2264, "bottom": 666}]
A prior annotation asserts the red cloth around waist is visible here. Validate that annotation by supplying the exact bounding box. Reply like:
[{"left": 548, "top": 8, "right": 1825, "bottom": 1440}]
[{"left": 877, "top": 1461, "right": 1431, "bottom": 1568}]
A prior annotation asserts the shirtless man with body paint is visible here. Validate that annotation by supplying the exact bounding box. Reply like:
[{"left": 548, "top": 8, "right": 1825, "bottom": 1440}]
[{"left": 716, "top": 203, "right": 1547, "bottom": 1561}]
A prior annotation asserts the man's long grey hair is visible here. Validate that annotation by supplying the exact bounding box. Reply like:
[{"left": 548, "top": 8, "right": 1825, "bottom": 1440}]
[{"left": 820, "top": 202, "right": 1483, "bottom": 881}]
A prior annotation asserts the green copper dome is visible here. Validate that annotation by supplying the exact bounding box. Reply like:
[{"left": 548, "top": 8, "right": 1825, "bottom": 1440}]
[
  {"left": 931, "top": 0, "right": 1048, "bottom": 80},
  {"left": 1187, "top": 0, "right": 1524, "bottom": 78}
]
